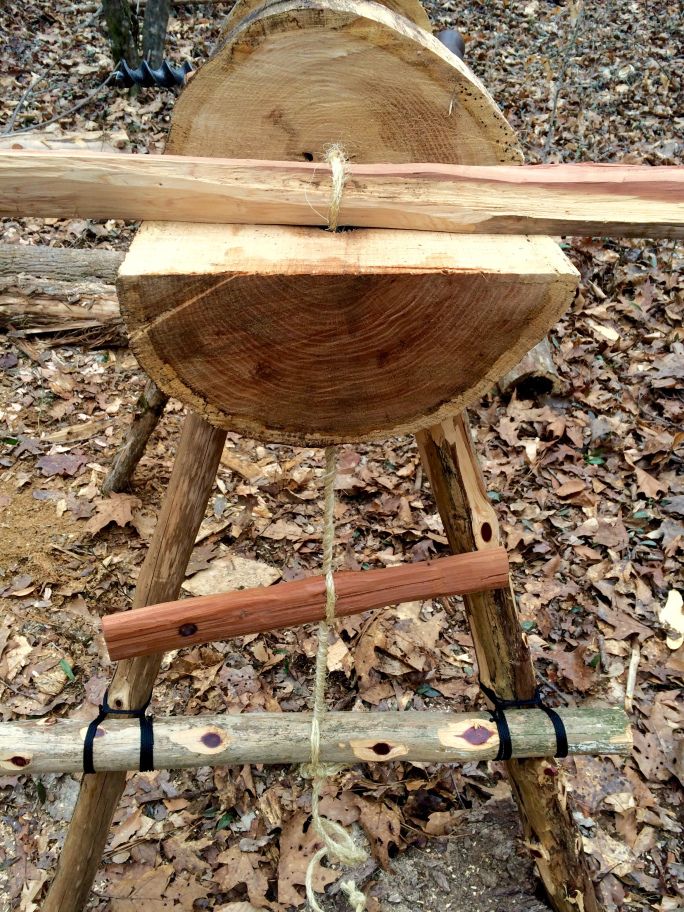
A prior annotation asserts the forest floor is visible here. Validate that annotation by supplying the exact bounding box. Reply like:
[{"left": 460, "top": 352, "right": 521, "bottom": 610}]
[{"left": 0, "top": 1, "right": 682, "bottom": 911}]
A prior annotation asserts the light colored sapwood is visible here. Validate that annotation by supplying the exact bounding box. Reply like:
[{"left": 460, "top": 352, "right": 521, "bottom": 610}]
[
  {"left": 0, "top": 707, "right": 631, "bottom": 774},
  {"left": 2, "top": 153, "right": 681, "bottom": 237}
]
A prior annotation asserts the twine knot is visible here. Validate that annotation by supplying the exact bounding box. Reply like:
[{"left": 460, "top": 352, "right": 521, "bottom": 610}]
[{"left": 325, "top": 144, "right": 348, "bottom": 232}]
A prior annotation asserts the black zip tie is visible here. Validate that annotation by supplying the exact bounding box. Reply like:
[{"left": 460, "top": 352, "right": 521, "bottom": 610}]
[
  {"left": 83, "top": 689, "right": 154, "bottom": 774},
  {"left": 479, "top": 681, "right": 568, "bottom": 761}
]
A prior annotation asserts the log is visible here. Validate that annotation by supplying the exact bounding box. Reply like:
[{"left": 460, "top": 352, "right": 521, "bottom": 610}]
[
  {"left": 0, "top": 243, "right": 124, "bottom": 282},
  {"left": 222, "top": 0, "right": 433, "bottom": 33},
  {"left": 416, "top": 414, "right": 603, "bottom": 912},
  {"left": 117, "top": 224, "right": 578, "bottom": 445},
  {"left": 0, "top": 131, "right": 128, "bottom": 153},
  {"left": 103, "top": 548, "right": 510, "bottom": 660},
  {"left": 2, "top": 152, "right": 682, "bottom": 237},
  {"left": 0, "top": 275, "right": 123, "bottom": 343},
  {"left": 498, "top": 337, "right": 562, "bottom": 398},
  {"left": 168, "top": 0, "right": 519, "bottom": 166},
  {"left": 0, "top": 707, "right": 632, "bottom": 774},
  {"left": 43, "top": 413, "right": 227, "bottom": 912}
]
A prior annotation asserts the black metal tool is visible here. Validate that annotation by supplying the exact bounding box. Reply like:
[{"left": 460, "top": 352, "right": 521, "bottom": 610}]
[{"left": 113, "top": 59, "right": 192, "bottom": 89}]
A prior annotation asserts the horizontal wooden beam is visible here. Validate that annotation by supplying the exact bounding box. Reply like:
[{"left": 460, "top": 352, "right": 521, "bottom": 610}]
[
  {"left": 1, "top": 151, "right": 682, "bottom": 238},
  {"left": 0, "top": 707, "right": 631, "bottom": 774},
  {"left": 103, "top": 549, "right": 509, "bottom": 660}
]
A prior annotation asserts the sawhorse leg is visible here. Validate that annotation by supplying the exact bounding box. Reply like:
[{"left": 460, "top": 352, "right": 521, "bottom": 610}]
[
  {"left": 416, "top": 414, "right": 601, "bottom": 912},
  {"left": 43, "top": 412, "right": 227, "bottom": 912}
]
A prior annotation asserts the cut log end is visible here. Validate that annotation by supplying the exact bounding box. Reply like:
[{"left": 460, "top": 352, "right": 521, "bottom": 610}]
[{"left": 118, "top": 224, "right": 578, "bottom": 445}]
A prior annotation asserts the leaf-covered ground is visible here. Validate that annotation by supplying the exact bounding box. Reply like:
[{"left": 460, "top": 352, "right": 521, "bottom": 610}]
[{"left": 0, "top": 1, "right": 682, "bottom": 911}]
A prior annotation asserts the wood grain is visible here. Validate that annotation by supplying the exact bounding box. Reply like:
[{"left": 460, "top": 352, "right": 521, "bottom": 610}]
[
  {"left": 117, "top": 224, "right": 578, "bottom": 444},
  {"left": 416, "top": 414, "right": 603, "bottom": 912},
  {"left": 3, "top": 152, "right": 682, "bottom": 237},
  {"left": 168, "top": 0, "right": 520, "bottom": 166},
  {"left": 103, "top": 548, "right": 509, "bottom": 659},
  {"left": 1, "top": 708, "right": 631, "bottom": 774},
  {"left": 42, "top": 414, "right": 227, "bottom": 912}
]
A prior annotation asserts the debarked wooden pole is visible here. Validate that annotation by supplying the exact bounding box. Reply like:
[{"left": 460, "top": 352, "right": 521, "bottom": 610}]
[
  {"left": 1, "top": 151, "right": 683, "bottom": 238},
  {"left": 102, "top": 548, "right": 510, "bottom": 660},
  {"left": 1, "top": 708, "right": 631, "bottom": 774}
]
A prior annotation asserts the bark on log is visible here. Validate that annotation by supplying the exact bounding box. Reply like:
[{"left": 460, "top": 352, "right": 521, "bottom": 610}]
[
  {"left": 0, "top": 276, "right": 123, "bottom": 341},
  {"left": 0, "top": 243, "right": 124, "bottom": 282},
  {"left": 498, "top": 338, "right": 562, "bottom": 398},
  {"left": 43, "top": 412, "right": 227, "bottom": 912},
  {"left": 1, "top": 708, "right": 631, "bottom": 775},
  {"left": 222, "top": 0, "right": 433, "bottom": 34},
  {"left": 102, "top": 378, "right": 169, "bottom": 493},
  {"left": 2, "top": 152, "right": 682, "bottom": 237},
  {"left": 416, "top": 414, "right": 603, "bottom": 912},
  {"left": 103, "top": 548, "right": 510, "bottom": 659}
]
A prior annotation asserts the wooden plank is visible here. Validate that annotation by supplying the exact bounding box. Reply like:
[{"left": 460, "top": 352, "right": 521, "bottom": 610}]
[
  {"left": 103, "top": 548, "right": 510, "bottom": 660},
  {"left": 1, "top": 152, "right": 682, "bottom": 237},
  {"left": 0, "top": 707, "right": 632, "bottom": 775}
]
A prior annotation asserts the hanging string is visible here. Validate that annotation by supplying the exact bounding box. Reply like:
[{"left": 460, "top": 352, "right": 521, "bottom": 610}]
[{"left": 302, "top": 446, "right": 367, "bottom": 912}]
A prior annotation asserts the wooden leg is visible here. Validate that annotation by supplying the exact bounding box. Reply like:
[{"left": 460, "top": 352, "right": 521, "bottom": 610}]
[
  {"left": 43, "top": 411, "right": 227, "bottom": 912},
  {"left": 416, "top": 414, "right": 601, "bottom": 912}
]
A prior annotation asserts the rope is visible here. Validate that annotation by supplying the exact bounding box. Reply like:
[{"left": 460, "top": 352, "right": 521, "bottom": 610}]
[
  {"left": 325, "top": 143, "right": 348, "bottom": 232},
  {"left": 303, "top": 446, "right": 367, "bottom": 912}
]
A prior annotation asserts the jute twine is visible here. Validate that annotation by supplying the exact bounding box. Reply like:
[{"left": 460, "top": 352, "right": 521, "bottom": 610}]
[{"left": 302, "top": 145, "right": 367, "bottom": 912}]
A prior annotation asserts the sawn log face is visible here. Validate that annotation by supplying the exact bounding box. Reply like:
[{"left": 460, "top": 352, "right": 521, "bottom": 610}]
[{"left": 118, "top": 225, "right": 578, "bottom": 444}]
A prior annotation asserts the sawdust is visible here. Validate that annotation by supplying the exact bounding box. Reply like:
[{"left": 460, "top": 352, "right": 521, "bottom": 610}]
[{"left": 0, "top": 477, "right": 83, "bottom": 587}]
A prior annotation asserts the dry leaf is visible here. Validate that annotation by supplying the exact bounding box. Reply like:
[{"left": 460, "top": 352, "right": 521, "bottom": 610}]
[
  {"left": 635, "top": 467, "right": 667, "bottom": 499},
  {"left": 277, "top": 811, "right": 339, "bottom": 907},
  {"left": 86, "top": 494, "right": 142, "bottom": 535},
  {"left": 659, "top": 590, "right": 684, "bottom": 649},
  {"left": 214, "top": 845, "right": 272, "bottom": 909},
  {"left": 182, "top": 554, "right": 281, "bottom": 597}
]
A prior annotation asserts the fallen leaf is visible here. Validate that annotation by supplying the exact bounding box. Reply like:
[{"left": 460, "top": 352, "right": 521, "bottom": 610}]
[
  {"left": 277, "top": 811, "right": 339, "bottom": 907},
  {"left": 86, "top": 494, "right": 142, "bottom": 535},
  {"left": 553, "top": 645, "right": 597, "bottom": 692},
  {"left": 36, "top": 452, "right": 86, "bottom": 477},
  {"left": 214, "top": 844, "right": 272, "bottom": 909},
  {"left": 182, "top": 554, "right": 281, "bottom": 597},
  {"left": 635, "top": 467, "right": 667, "bottom": 499},
  {"left": 556, "top": 479, "right": 587, "bottom": 498},
  {"left": 659, "top": 590, "right": 684, "bottom": 649}
]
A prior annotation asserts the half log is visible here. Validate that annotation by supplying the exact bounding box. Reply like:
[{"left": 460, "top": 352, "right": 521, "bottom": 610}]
[
  {"left": 103, "top": 548, "right": 510, "bottom": 660},
  {"left": 117, "top": 224, "right": 578, "bottom": 445},
  {"left": 1, "top": 152, "right": 682, "bottom": 237},
  {"left": 0, "top": 707, "right": 631, "bottom": 774}
]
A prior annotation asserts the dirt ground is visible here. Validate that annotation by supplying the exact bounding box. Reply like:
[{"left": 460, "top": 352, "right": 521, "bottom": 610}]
[{"left": 0, "top": 1, "right": 682, "bottom": 911}]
